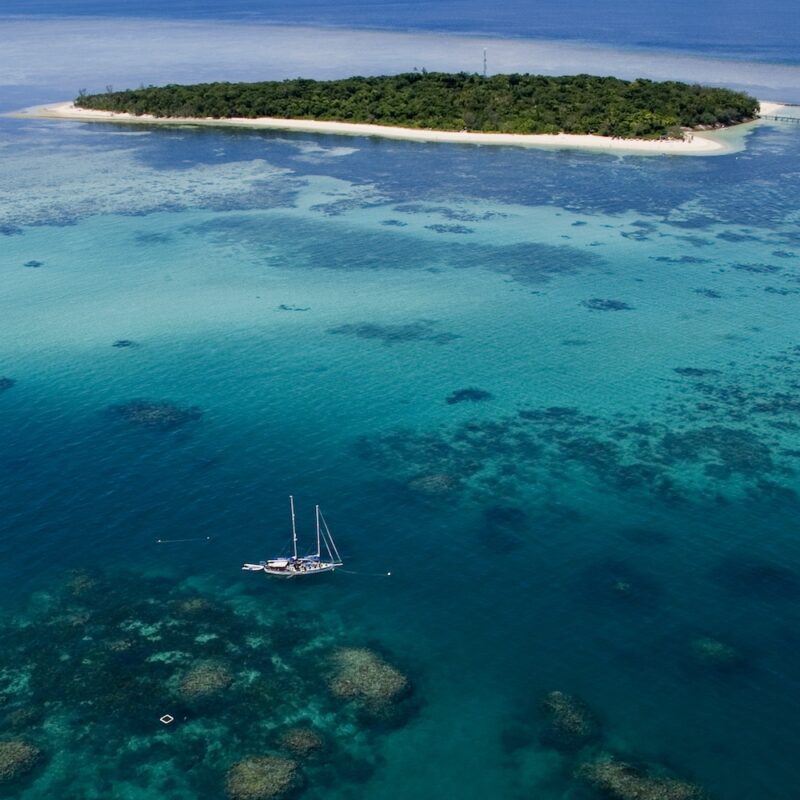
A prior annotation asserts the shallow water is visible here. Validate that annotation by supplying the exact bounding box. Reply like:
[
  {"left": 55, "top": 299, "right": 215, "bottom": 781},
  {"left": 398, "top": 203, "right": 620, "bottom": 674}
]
[{"left": 2, "top": 10, "right": 800, "bottom": 800}]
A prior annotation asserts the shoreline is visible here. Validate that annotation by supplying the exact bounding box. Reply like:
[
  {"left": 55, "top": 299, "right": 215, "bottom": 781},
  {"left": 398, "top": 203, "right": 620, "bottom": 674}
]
[{"left": 8, "top": 100, "right": 780, "bottom": 156}]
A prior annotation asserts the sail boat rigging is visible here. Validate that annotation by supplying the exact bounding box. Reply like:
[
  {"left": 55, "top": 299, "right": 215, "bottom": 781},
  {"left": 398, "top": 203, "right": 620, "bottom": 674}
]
[{"left": 242, "top": 496, "right": 343, "bottom": 578}]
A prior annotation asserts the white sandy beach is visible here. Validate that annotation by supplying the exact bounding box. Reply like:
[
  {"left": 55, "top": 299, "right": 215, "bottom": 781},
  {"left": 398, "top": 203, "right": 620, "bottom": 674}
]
[
  {"left": 758, "top": 101, "right": 786, "bottom": 115},
  {"left": 9, "top": 100, "right": 780, "bottom": 156}
]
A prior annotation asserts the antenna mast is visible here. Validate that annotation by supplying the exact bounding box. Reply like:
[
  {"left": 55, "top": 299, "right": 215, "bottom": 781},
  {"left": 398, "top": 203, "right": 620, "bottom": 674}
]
[
  {"left": 315, "top": 505, "right": 321, "bottom": 558},
  {"left": 483, "top": 48, "right": 487, "bottom": 78},
  {"left": 289, "top": 495, "right": 298, "bottom": 560}
]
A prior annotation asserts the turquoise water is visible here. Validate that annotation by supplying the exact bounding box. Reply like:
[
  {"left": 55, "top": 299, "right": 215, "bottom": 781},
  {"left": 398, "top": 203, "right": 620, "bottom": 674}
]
[{"left": 3, "top": 15, "right": 800, "bottom": 800}]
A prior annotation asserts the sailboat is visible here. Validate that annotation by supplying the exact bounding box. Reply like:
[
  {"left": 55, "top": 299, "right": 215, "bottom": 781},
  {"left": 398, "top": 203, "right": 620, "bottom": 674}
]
[{"left": 242, "top": 496, "right": 343, "bottom": 578}]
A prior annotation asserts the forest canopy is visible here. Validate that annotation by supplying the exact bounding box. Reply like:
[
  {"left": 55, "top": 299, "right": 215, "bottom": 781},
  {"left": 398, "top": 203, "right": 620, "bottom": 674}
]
[{"left": 75, "top": 73, "right": 759, "bottom": 139}]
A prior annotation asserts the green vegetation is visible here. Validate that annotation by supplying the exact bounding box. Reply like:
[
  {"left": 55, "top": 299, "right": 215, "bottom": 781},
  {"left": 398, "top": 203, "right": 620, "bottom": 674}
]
[{"left": 75, "top": 72, "right": 758, "bottom": 139}]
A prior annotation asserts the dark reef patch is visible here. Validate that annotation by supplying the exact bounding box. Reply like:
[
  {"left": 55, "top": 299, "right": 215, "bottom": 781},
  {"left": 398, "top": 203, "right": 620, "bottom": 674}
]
[
  {"left": 424, "top": 224, "right": 474, "bottom": 235},
  {"left": 674, "top": 367, "right": 721, "bottom": 378},
  {"left": 660, "top": 426, "right": 773, "bottom": 476},
  {"left": 277, "top": 304, "right": 310, "bottom": 312},
  {"left": 0, "top": 377, "right": 15, "bottom": 393},
  {"left": 509, "top": 682, "right": 707, "bottom": 798},
  {"left": 356, "top": 343, "right": 800, "bottom": 507},
  {"left": 134, "top": 231, "right": 172, "bottom": 244},
  {"left": 328, "top": 321, "right": 459, "bottom": 346},
  {"left": 674, "top": 234, "right": 713, "bottom": 248},
  {"left": 380, "top": 219, "right": 407, "bottom": 227},
  {"left": 112, "top": 340, "right": 138, "bottom": 348},
  {"left": 577, "top": 755, "right": 705, "bottom": 800},
  {"left": 392, "top": 203, "right": 506, "bottom": 223},
  {"left": 764, "top": 286, "right": 800, "bottom": 295},
  {"left": 108, "top": 399, "right": 203, "bottom": 430},
  {"left": 693, "top": 288, "right": 722, "bottom": 298},
  {"left": 489, "top": 243, "right": 603, "bottom": 285},
  {"left": 716, "top": 230, "right": 762, "bottom": 243},
  {"left": 0, "top": 740, "right": 42, "bottom": 787},
  {"left": 581, "top": 298, "right": 633, "bottom": 311},
  {"left": 651, "top": 255, "right": 710, "bottom": 265},
  {"left": 23, "top": 260, "right": 44, "bottom": 268},
  {"left": 731, "top": 262, "right": 780, "bottom": 274},
  {"left": 540, "top": 691, "right": 601, "bottom": 751},
  {"left": 446, "top": 388, "right": 493, "bottom": 405},
  {"left": 186, "top": 216, "right": 606, "bottom": 287},
  {"left": 621, "top": 220, "right": 657, "bottom": 241}
]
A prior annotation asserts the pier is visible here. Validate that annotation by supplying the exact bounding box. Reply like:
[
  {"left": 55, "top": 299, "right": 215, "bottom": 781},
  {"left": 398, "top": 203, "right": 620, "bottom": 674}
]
[{"left": 760, "top": 103, "right": 800, "bottom": 123}]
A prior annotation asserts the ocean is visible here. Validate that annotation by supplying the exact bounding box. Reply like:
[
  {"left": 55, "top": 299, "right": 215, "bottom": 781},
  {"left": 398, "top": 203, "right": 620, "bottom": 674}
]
[{"left": 1, "top": 4, "right": 800, "bottom": 799}]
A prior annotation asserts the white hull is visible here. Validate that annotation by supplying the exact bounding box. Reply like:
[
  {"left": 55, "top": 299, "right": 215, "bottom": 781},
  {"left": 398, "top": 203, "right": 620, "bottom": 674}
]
[
  {"left": 243, "top": 559, "right": 341, "bottom": 578},
  {"left": 265, "top": 562, "right": 339, "bottom": 578}
]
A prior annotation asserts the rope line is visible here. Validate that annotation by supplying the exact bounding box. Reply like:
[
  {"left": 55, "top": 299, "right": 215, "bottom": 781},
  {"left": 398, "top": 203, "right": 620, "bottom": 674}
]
[
  {"left": 337, "top": 568, "right": 392, "bottom": 577},
  {"left": 156, "top": 536, "right": 213, "bottom": 544}
]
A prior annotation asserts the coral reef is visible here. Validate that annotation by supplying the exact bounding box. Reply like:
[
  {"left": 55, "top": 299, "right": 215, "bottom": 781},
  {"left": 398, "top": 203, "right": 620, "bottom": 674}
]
[
  {"left": 581, "top": 298, "right": 634, "bottom": 311},
  {"left": 673, "top": 368, "right": 720, "bottom": 378},
  {"left": 328, "top": 647, "right": 409, "bottom": 714},
  {"left": 175, "top": 597, "right": 212, "bottom": 615},
  {"left": 446, "top": 387, "right": 493, "bottom": 405},
  {"left": 108, "top": 399, "right": 203, "bottom": 430},
  {"left": 356, "top": 339, "right": 800, "bottom": 507},
  {"left": 226, "top": 755, "right": 300, "bottom": 800},
  {"left": 178, "top": 661, "right": 233, "bottom": 699},
  {"left": 0, "top": 570, "right": 417, "bottom": 796},
  {"left": 65, "top": 568, "right": 98, "bottom": 596},
  {"left": 690, "top": 637, "right": 743, "bottom": 670},
  {"left": 578, "top": 754, "right": 705, "bottom": 800},
  {"left": 540, "top": 691, "right": 600, "bottom": 750},
  {"left": 279, "top": 728, "right": 324, "bottom": 758},
  {"left": 425, "top": 223, "right": 475, "bottom": 234},
  {"left": 327, "top": 320, "right": 460, "bottom": 346},
  {"left": 0, "top": 740, "right": 41, "bottom": 784}
]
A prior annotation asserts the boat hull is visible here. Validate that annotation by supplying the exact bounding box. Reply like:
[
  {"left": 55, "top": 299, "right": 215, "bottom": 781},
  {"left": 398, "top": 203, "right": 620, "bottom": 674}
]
[
  {"left": 263, "top": 562, "right": 339, "bottom": 578},
  {"left": 243, "top": 560, "right": 341, "bottom": 578}
]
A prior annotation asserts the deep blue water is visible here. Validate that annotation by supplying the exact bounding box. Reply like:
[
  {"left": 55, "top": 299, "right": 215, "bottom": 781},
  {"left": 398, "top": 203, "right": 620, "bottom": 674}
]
[
  {"left": 3, "top": 0, "right": 800, "bottom": 64},
  {"left": 2, "top": 6, "right": 800, "bottom": 800}
]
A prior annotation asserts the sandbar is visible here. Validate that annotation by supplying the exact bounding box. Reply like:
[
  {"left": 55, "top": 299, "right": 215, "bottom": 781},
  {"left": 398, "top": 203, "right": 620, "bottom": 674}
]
[{"left": 8, "top": 100, "right": 778, "bottom": 156}]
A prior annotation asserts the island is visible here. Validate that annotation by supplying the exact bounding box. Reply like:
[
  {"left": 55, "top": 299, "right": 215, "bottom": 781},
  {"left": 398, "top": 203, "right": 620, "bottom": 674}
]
[
  {"left": 75, "top": 73, "right": 757, "bottom": 139},
  {"left": 12, "top": 73, "right": 766, "bottom": 156}
]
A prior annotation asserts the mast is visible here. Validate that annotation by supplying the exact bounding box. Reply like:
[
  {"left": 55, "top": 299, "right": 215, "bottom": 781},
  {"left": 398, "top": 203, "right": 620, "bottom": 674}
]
[
  {"left": 290, "top": 495, "right": 298, "bottom": 560},
  {"left": 315, "top": 505, "right": 321, "bottom": 558},
  {"left": 318, "top": 509, "right": 343, "bottom": 565}
]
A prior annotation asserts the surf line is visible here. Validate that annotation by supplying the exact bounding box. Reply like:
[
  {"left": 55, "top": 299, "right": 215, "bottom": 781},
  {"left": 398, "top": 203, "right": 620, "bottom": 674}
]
[{"left": 156, "top": 536, "right": 213, "bottom": 544}]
